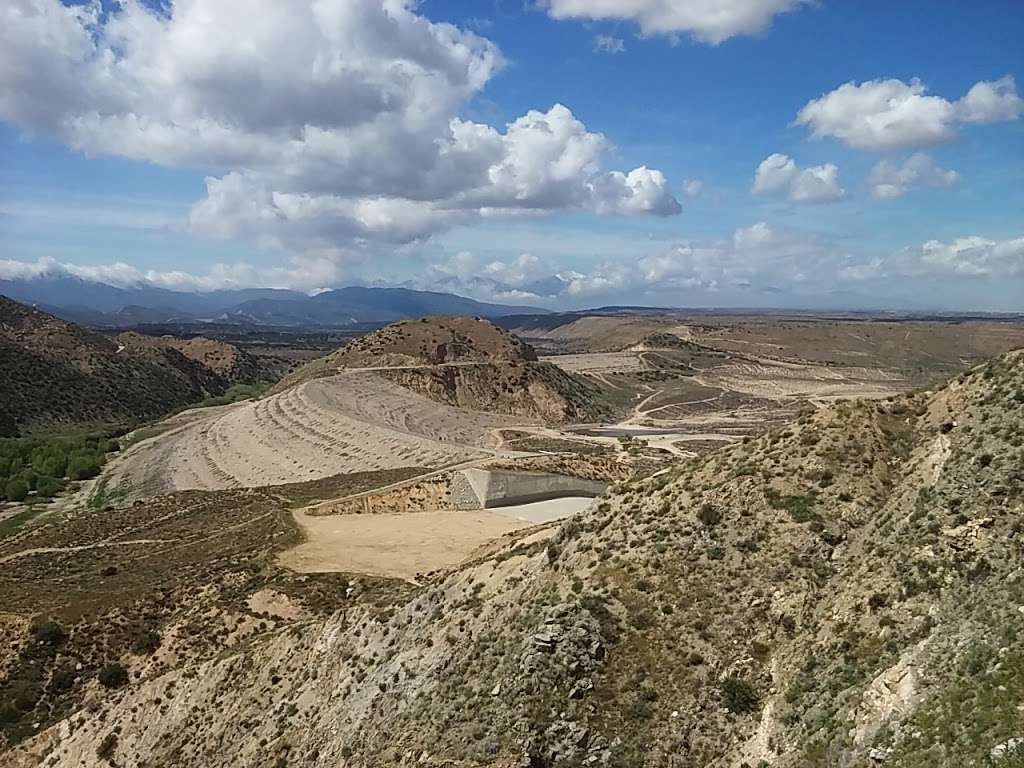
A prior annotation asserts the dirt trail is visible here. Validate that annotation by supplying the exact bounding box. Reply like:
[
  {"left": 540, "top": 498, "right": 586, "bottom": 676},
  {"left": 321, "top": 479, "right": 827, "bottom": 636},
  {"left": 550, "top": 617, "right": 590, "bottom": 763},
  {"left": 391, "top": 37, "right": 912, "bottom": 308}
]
[{"left": 0, "top": 539, "right": 176, "bottom": 565}]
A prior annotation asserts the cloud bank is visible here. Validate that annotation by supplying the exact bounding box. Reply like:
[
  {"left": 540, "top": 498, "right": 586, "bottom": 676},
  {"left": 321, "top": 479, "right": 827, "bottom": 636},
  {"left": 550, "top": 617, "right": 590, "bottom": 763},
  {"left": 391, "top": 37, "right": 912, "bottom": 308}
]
[{"left": 0, "top": 0, "right": 680, "bottom": 259}]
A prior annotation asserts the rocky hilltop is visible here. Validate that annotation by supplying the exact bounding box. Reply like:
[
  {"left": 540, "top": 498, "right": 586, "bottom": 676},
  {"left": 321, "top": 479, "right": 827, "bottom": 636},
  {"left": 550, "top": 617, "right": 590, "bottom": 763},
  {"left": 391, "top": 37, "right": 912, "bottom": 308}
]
[
  {"left": 328, "top": 316, "right": 537, "bottom": 368},
  {"left": 0, "top": 296, "right": 278, "bottom": 433},
  {"left": 5, "top": 349, "right": 1022, "bottom": 767},
  {"left": 279, "top": 316, "right": 613, "bottom": 424}
]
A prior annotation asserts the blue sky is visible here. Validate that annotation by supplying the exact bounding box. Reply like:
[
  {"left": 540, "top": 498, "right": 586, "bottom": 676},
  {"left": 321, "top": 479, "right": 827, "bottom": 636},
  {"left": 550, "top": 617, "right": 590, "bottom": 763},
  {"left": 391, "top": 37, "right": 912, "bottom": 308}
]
[{"left": 1, "top": 0, "right": 1022, "bottom": 309}]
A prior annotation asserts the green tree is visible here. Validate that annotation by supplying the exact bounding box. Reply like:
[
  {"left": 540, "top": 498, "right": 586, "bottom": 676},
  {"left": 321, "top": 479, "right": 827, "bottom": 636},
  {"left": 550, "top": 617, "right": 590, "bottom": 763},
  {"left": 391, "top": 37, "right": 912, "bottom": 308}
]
[
  {"left": 34, "top": 476, "right": 64, "bottom": 498},
  {"left": 4, "top": 478, "right": 28, "bottom": 502},
  {"left": 67, "top": 452, "right": 101, "bottom": 480}
]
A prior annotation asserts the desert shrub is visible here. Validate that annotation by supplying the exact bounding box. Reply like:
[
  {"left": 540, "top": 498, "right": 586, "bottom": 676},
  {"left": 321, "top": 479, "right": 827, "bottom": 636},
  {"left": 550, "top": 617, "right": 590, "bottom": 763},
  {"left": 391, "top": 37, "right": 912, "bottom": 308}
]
[
  {"left": 868, "top": 592, "right": 889, "bottom": 611},
  {"left": 98, "top": 662, "right": 129, "bottom": 689},
  {"left": 545, "top": 541, "right": 561, "bottom": 565},
  {"left": 706, "top": 545, "right": 725, "bottom": 560},
  {"left": 67, "top": 452, "right": 101, "bottom": 480},
  {"left": 698, "top": 502, "right": 722, "bottom": 527},
  {"left": 96, "top": 732, "right": 118, "bottom": 761},
  {"left": 48, "top": 666, "right": 77, "bottom": 694},
  {"left": 34, "top": 475, "right": 64, "bottom": 498},
  {"left": 31, "top": 619, "right": 67, "bottom": 647},
  {"left": 130, "top": 630, "right": 161, "bottom": 655},
  {"left": 766, "top": 489, "right": 820, "bottom": 524},
  {"left": 721, "top": 676, "right": 760, "bottom": 714}
]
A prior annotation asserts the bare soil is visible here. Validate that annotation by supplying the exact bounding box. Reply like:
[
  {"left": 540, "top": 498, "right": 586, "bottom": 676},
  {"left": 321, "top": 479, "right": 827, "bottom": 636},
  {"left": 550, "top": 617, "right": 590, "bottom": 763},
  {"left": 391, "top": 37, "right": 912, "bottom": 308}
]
[
  {"left": 279, "top": 509, "right": 529, "bottom": 580},
  {"left": 103, "top": 372, "right": 522, "bottom": 500}
]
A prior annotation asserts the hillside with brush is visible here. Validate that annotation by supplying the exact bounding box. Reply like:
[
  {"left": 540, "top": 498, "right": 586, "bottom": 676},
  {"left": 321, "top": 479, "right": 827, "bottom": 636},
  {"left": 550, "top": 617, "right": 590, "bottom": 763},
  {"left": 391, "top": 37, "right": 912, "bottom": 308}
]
[
  {"left": 0, "top": 296, "right": 279, "bottom": 434},
  {"left": 278, "top": 316, "right": 613, "bottom": 423},
  {"left": 5, "top": 347, "right": 1022, "bottom": 766}
]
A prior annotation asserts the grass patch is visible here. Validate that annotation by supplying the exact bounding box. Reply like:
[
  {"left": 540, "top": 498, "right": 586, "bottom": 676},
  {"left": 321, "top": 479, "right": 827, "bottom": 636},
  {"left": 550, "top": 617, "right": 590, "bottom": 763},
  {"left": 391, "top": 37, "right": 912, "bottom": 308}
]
[
  {"left": 87, "top": 477, "right": 130, "bottom": 511},
  {"left": 766, "top": 488, "right": 821, "bottom": 524},
  {"left": 0, "top": 506, "right": 46, "bottom": 538},
  {"left": 194, "top": 382, "right": 271, "bottom": 409}
]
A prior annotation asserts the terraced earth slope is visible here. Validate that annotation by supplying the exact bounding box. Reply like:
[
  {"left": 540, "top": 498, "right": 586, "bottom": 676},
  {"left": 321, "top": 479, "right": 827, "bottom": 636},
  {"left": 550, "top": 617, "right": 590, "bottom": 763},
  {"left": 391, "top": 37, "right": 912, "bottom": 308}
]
[
  {"left": 6, "top": 348, "right": 1021, "bottom": 767},
  {"left": 0, "top": 296, "right": 279, "bottom": 434},
  {"left": 102, "top": 371, "right": 522, "bottom": 499}
]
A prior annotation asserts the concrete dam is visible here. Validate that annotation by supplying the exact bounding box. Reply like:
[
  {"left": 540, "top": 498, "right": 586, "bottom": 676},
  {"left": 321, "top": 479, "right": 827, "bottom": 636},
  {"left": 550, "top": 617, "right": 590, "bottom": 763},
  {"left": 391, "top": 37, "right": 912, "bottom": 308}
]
[{"left": 449, "top": 468, "right": 608, "bottom": 511}]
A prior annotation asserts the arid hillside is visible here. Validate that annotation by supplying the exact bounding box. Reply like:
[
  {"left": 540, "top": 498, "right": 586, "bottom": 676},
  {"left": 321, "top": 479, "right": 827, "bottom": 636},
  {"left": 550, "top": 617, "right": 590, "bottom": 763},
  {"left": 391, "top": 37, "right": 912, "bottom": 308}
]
[
  {"left": 278, "top": 316, "right": 613, "bottom": 424},
  {"left": 0, "top": 296, "right": 280, "bottom": 434},
  {"left": 5, "top": 348, "right": 1022, "bottom": 767},
  {"left": 329, "top": 315, "right": 537, "bottom": 367},
  {"left": 117, "top": 332, "right": 290, "bottom": 384}
]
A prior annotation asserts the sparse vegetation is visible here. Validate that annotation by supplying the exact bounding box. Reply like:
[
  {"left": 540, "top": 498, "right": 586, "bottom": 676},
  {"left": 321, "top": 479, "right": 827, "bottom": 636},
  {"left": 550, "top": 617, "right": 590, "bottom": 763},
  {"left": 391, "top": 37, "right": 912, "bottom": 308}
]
[{"left": 0, "top": 312, "right": 1022, "bottom": 766}]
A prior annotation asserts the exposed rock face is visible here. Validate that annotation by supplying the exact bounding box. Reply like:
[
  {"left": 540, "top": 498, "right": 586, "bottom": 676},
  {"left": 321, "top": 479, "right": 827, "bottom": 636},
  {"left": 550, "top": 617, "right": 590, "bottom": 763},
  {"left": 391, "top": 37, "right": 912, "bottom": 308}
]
[
  {"left": 5, "top": 350, "right": 1024, "bottom": 767},
  {"left": 278, "top": 315, "right": 614, "bottom": 424},
  {"left": 448, "top": 468, "right": 607, "bottom": 510},
  {"left": 380, "top": 361, "right": 612, "bottom": 424}
]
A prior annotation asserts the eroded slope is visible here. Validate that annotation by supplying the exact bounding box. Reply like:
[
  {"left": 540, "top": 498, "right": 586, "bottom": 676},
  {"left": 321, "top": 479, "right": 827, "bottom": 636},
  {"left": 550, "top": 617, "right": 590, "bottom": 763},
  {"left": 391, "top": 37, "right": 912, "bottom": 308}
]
[
  {"left": 274, "top": 316, "right": 614, "bottom": 424},
  {"left": 6, "top": 350, "right": 1023, "bottom": 767},
  {"left": 102, "top": 371, "right": 524, "bottom": 499}
]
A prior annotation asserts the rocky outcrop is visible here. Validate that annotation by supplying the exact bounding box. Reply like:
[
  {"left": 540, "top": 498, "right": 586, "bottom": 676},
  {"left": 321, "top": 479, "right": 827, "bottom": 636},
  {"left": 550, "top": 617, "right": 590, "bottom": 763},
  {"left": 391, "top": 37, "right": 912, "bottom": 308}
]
[{"left": 380, "top": 360, "right": 612, "bottom": 424}]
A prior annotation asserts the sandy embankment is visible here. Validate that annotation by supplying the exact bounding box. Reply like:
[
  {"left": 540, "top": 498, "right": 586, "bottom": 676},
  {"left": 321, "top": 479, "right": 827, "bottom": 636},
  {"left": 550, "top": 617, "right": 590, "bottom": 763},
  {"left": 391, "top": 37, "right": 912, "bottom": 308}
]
[{"left": 102, "top": 372, "right": 526, "bottom": 500}]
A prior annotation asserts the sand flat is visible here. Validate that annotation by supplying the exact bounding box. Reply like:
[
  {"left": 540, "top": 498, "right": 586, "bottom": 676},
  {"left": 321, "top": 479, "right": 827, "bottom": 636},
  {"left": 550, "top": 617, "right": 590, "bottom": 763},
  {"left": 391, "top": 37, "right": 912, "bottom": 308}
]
[{"left": 279, "top": 509, "right": 529, "bottom": 580}]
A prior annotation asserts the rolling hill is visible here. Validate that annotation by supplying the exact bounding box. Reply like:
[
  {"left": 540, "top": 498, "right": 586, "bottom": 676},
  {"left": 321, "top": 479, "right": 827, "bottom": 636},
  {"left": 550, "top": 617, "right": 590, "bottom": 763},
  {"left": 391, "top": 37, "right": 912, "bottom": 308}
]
[
  {"left": 0, "top": 296, "right": 281, "bottom": 434},
  {"left": 278, "top": 316, "right": 613, "bottom": 423}
]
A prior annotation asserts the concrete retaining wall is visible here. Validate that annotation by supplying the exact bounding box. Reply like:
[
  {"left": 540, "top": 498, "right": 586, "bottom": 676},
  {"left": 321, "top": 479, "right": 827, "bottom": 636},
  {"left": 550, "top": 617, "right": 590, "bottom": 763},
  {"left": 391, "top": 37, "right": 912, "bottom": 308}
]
[{"left": 449, "top": 468, "right": 607, "bottom": 510}]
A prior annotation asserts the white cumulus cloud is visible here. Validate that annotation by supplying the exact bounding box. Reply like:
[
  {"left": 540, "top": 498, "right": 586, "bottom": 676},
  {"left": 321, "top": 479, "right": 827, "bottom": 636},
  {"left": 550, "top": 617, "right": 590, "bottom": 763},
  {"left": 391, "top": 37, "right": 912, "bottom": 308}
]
[
  {"left": 794, "top": 76, "right": 1024, "bottom": 151},
  {"left": 682, "top": 178, "right": 704, "bottom": 198},
  {"left": 867, "top": 153, "right": 959, "bottom": 200},
  {"left": 545, "top": 0, "right": 810, "bottom": 44},
  {"left": 0, "top": 0, "right": 679, "bottom": 258},
  {"left": 752, "top": 153, "right": 844, "bottom": 202}
]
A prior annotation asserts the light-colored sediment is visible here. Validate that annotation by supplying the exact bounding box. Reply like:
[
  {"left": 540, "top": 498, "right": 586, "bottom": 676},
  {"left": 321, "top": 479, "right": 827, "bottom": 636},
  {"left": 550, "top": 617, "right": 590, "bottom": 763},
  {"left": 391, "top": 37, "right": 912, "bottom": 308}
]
[
  {"left": 278, "top": 509, "right": 529, "bottom": 580},
  {"left": 488, "top": 496, "right": 595, "bottom": 524},
  {"left": 102, "top": 372, "right": 526, "bottom": 500}
]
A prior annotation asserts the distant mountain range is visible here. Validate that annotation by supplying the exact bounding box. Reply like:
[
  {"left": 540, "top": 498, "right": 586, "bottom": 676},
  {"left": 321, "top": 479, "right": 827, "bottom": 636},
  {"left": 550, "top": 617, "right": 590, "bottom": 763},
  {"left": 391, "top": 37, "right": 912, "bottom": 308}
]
[{"left": 0, "top": 276, "right": 548, "bottom": 328}]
